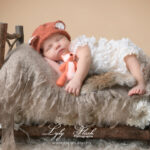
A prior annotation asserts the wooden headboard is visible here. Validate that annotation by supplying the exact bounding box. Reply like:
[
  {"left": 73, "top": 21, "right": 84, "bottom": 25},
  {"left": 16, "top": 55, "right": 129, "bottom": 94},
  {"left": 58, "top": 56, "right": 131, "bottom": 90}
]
[{"left": 0, "top": 22, "right": 24, "bottom": 68}]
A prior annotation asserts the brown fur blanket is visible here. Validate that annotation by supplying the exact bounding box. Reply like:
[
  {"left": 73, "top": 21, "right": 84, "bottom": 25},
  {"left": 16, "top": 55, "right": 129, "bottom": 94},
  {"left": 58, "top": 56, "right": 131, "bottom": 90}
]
[{"left": 0, "top": 44, "right": 150, "bottom": 130}]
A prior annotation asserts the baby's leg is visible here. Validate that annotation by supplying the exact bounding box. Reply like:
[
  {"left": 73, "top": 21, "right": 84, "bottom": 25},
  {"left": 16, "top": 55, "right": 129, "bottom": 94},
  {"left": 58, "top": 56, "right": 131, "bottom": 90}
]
[{"left": 124, "top": 54, "right": 146, "bottom": 96}]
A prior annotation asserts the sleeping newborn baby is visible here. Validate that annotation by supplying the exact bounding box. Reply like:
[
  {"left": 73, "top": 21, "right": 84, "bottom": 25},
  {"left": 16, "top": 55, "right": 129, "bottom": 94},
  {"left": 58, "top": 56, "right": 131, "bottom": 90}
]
[{"left": 29, "top": 20, "right": 146, "bottom": 96}]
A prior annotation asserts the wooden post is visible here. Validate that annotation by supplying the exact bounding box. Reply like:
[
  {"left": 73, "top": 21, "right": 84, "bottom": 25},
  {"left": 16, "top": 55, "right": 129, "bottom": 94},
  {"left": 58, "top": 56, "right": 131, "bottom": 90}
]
[
  {"left": 0, "top": 23, "right": 7, "bottom": 68},
  {"left": 15, "top": 25, "right": 24, "bottom": 46}
]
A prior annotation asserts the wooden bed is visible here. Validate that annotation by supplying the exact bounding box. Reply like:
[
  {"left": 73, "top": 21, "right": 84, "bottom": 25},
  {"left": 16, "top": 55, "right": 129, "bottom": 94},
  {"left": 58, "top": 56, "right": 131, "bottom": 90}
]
[{"left": 0, "top": 22, "right": 150, "bottom": 142}]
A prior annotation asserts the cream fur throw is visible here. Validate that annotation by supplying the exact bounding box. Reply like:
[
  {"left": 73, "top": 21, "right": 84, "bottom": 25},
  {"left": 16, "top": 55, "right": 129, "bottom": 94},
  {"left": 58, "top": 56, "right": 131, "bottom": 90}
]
[{"left": 1, "top": 44, "right": 150, "bottom": 129}]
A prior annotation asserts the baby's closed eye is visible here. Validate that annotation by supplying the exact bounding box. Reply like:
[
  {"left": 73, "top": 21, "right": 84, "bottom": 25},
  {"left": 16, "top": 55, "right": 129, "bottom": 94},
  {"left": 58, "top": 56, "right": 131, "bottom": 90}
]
[{"left": 47, "top": 44, "right": 52, "bottom": 50}]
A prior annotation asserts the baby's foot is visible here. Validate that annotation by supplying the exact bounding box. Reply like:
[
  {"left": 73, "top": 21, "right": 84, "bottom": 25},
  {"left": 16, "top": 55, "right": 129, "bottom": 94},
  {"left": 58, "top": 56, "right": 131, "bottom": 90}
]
[{"left": 128, "top": 83, "right": 146, "bottom": 96}]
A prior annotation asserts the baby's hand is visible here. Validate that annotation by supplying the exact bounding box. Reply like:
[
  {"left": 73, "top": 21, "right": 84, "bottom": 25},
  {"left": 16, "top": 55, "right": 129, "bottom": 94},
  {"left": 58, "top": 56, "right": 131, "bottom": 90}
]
[{"left": 65, "top": 78, "right": 82, "bottom": 96}]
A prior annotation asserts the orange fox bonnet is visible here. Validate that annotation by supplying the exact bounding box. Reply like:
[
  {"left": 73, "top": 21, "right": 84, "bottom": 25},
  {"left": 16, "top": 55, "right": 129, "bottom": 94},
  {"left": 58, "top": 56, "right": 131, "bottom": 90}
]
[{"left": 29, "top": 20, "right": 71, "bottom": 53}]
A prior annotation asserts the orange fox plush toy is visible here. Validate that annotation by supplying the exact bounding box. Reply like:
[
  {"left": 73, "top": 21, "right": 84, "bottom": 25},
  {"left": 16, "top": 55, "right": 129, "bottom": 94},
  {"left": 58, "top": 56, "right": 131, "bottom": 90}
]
[{"left": 56, "top": 53, "right": 77, "bottom": 87}]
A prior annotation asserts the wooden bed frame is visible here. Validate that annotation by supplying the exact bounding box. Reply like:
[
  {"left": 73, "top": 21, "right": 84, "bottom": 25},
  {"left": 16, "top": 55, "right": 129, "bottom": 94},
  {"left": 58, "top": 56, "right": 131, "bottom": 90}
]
[{"left": 0, "top": 22, "right": 150, "bottom": 142}]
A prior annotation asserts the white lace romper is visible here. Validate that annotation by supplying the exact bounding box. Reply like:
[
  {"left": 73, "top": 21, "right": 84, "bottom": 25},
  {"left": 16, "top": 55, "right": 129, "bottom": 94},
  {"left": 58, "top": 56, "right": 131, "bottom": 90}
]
[{"left": 70, "top": 35, "right": 145, "bottom": 75}]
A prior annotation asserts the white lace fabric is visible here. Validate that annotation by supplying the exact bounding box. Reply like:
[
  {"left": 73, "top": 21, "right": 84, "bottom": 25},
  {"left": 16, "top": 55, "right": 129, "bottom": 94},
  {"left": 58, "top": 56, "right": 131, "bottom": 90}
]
[{"left": 69, "top": 35, "right": 144, "bottom": 75}]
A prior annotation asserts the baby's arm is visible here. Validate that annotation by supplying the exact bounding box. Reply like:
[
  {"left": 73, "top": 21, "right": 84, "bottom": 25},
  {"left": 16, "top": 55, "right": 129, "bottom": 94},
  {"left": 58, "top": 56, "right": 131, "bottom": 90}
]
[
  {"left": 65, "top": 45, "right": 91, "bottom": 96},
  {"left": 44, "top": 57, "right": 61, "bottom": 75}
]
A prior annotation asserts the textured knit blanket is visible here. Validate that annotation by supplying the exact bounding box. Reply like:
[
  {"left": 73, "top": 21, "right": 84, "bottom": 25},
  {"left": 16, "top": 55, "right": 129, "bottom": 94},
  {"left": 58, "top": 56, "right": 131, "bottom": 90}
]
[{"left": 0, "top": 44, "right": 150, "bottom": 129}]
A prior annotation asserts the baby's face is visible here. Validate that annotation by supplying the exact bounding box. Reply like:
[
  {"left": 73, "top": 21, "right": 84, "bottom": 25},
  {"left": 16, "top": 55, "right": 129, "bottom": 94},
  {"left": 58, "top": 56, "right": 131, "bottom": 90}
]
[{"left": 42, "top": 33, "right": 70, "bottom": 61}]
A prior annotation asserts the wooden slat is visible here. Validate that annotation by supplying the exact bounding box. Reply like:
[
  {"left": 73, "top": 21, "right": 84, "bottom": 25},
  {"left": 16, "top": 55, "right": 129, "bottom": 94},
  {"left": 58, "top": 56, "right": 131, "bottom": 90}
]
[
  {"left": 15, "top": 25, "right": 24, "bottom": 46},
  {"left": 0, "top": 124, "right": 149, "bottom": 141},
  {"left": 7, "top": 33, "right": 21, "bottom": 39}
]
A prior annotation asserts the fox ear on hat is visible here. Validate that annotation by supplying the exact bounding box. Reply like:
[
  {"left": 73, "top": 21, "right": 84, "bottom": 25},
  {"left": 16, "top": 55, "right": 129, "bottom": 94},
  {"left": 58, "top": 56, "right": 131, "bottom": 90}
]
[
  {"left": 28, "top": 35, "right": 40, "bottom": 51},
  {"left": 55, "top": 20, "right": 66, "bottom": 30}
]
